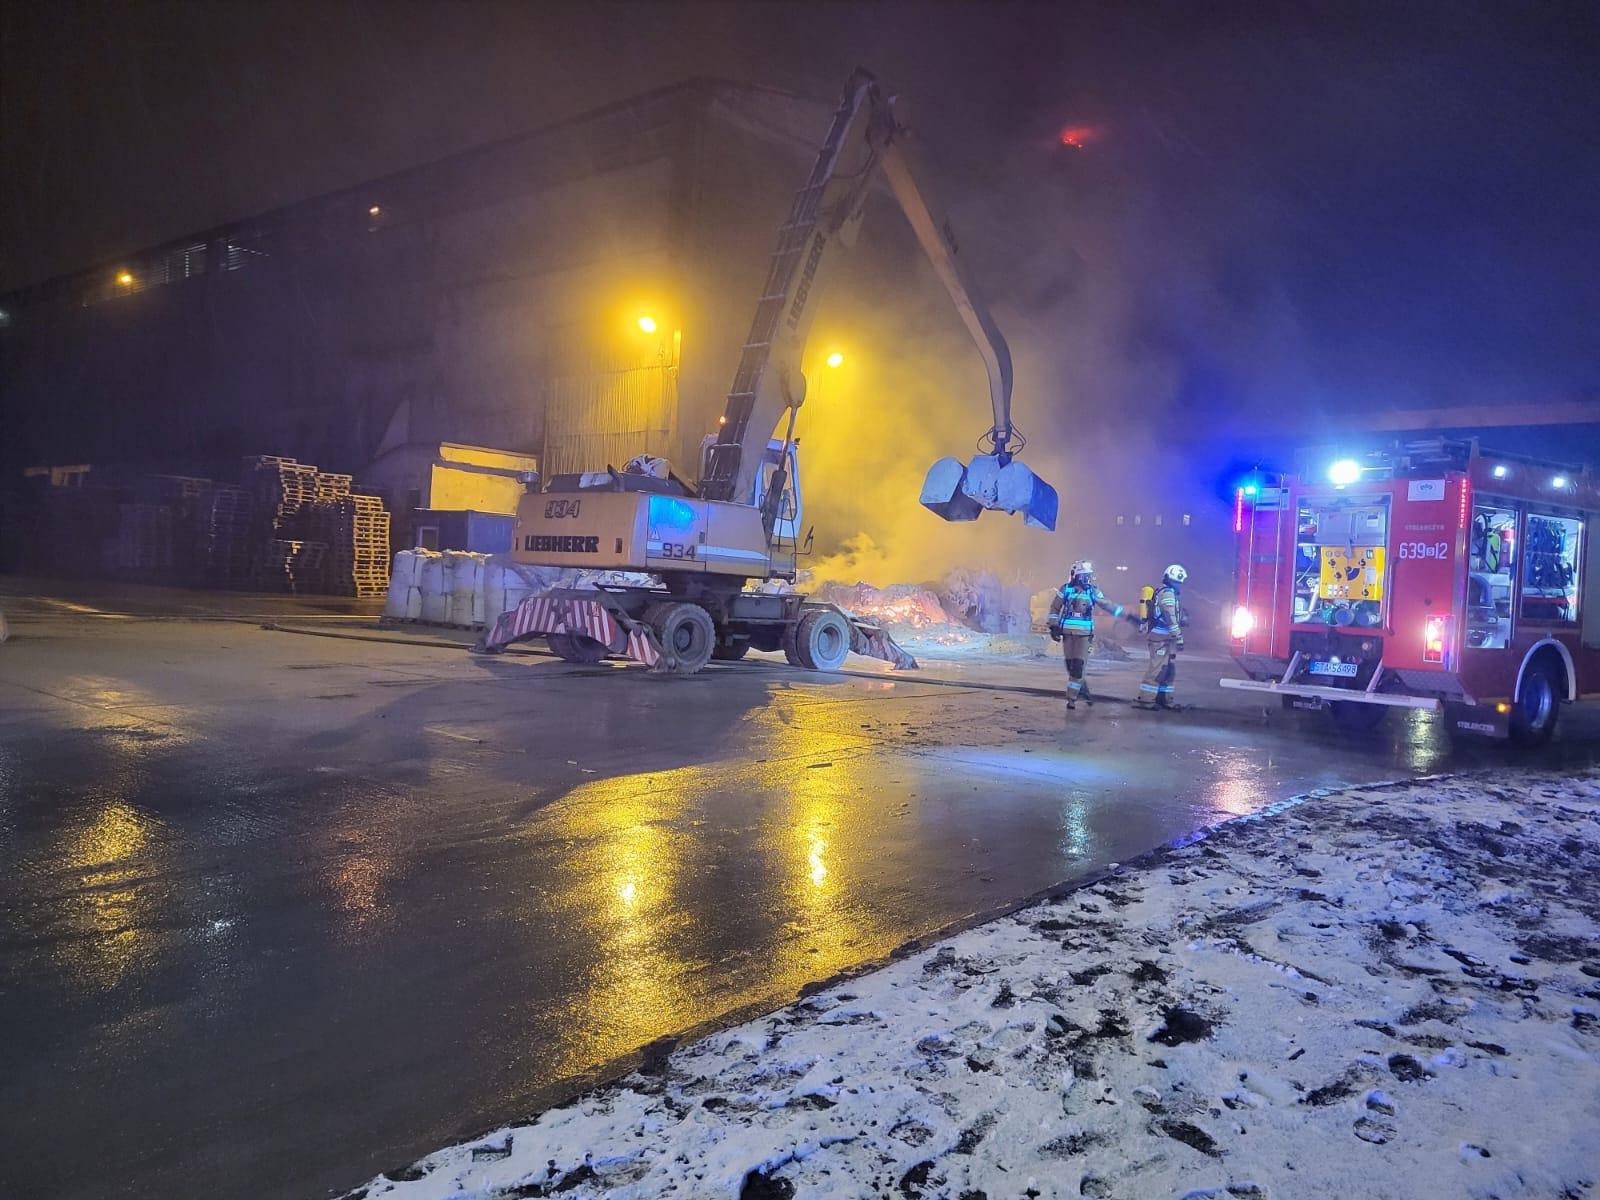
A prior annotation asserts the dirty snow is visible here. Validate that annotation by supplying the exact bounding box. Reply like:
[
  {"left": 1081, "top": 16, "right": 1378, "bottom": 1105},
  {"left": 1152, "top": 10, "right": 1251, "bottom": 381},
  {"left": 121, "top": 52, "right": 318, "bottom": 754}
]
[{"left": 349, "top": 771, "right": 1600, "bottom": 1200}]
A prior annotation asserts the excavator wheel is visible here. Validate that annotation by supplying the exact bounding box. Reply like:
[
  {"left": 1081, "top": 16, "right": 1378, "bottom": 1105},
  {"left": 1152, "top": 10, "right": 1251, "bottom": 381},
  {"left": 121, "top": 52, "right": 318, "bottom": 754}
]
[
  {"left": 548, "top": 633, "right": 608, "bottom": 664},
  {"left": 711, "top": 637, "right": 751, "bottom": 662},
  {"left": 789, "top": 609, "right": 852, "bottom": 672},
  {"left": 781, "top": 623, "right": 805, "bottom": 668},
  {"left": 646, "top": 601, "right": 716, "bottom": 674}
]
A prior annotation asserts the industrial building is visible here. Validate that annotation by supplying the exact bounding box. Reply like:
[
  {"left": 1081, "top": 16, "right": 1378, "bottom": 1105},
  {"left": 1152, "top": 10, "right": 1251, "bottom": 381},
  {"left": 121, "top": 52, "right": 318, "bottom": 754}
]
[{"left": 0, "top": 78, "right": 838, "bottom": 557}]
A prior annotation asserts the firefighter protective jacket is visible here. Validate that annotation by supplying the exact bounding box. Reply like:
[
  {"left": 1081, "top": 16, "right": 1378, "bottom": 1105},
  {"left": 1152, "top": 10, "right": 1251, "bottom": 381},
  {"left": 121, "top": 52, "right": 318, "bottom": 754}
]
[
  {"left": 1148, "top": 584, "right": 1184, "bottom": 639},
  {"left": 1051, "top": 583, "right": 1125, "bottom": 636}
]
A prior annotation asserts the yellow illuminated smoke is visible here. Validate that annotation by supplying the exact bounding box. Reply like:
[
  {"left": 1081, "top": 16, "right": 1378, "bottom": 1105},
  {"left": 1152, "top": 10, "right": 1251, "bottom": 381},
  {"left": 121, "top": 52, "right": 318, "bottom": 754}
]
[{"left": 794, "top": 286, "right": 1069, "bottom": 592}]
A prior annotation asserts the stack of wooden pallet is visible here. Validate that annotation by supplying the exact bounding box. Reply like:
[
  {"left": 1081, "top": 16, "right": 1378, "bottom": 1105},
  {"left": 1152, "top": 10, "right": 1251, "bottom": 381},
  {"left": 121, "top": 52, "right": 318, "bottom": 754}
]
[
  {"left": 116, "top": 504, "right": 175, "bottom": 574},
  {"left": 321, "top": 493, "right": 391, "bottom": 597},
  {"left": 315, "top": 471, "right": 353, "bottom": 503},
  {"left": 243, "top": 455, "right": 318, "bottom": 542},
  {"left": 253, "top": 538, "right": 328, "bottom": 593},
  {"left": 193, "top": 483, "right": 254, "bottom": 587}
]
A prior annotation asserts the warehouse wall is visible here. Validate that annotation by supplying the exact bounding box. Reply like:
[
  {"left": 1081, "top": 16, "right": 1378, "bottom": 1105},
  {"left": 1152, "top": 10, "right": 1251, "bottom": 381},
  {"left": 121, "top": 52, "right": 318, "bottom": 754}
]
[
  {"left": 0, "top": 82, "right": 708, "bottom": 486},
  {"left": 0, "top": 78, "right": 869, "bottom": 522}
]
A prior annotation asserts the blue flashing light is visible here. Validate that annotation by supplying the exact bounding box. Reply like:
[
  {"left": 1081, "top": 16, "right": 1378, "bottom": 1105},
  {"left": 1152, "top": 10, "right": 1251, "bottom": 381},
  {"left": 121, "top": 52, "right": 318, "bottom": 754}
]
[
  {"left": 1328, "top": 458, "right": 1362, "bottom": 487},
  {"left": 647, "top": 495, "right": 698, "bottom": 533},
  {"left": 1243, "top": 483, "right": 1259, "bottom": 496}
]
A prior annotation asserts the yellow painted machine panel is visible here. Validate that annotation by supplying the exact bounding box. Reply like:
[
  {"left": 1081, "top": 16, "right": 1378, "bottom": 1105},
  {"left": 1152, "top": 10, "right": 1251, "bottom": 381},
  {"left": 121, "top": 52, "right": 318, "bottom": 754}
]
[
  {"left": 511, "top": 490, "right": 778, "bottom": 580},
  {"left": 1319, "top": 546, "right": 1385, "bottom": 601},
  {"left": 511, "top": 491, "right": 647, "bottom": 569}
]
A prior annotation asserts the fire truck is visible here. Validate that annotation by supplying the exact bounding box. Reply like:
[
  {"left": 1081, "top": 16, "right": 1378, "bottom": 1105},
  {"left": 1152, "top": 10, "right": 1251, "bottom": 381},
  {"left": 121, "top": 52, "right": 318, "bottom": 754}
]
[{"left": 1223, "top": 439, "right": 1598, "bottom": 744}]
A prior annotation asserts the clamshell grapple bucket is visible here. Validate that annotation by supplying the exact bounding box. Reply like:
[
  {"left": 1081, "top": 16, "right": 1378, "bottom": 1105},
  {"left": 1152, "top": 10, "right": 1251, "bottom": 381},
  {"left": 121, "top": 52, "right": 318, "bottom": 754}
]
[{"left": 921, "top": 454, "right": 1059, "bottom": 531}]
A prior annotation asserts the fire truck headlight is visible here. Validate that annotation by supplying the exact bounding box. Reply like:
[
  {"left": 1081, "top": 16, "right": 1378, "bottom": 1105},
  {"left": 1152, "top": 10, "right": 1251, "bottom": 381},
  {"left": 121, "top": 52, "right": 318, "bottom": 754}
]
[
  {"left": 1328, "top": 458, "right": 1362, "bottom": 486},
  {"left": 1491, "top": 464, "right": 1508, "bottom": 479},
  {"left": 1230, "top": 606, "right": 1255, "bottom": 640}
]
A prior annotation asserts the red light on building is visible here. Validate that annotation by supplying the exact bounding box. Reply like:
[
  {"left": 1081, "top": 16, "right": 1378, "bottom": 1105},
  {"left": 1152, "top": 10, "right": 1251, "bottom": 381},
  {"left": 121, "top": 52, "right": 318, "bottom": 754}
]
[{"left": 1058, "top": 124, "right": 1104, "bottom": 150}]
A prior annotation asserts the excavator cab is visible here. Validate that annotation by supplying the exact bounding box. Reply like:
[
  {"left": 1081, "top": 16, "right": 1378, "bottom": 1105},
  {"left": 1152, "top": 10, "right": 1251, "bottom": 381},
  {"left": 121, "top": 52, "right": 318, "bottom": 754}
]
[{"left": 753, "top": 439, "right": 803, "bottom": 547}]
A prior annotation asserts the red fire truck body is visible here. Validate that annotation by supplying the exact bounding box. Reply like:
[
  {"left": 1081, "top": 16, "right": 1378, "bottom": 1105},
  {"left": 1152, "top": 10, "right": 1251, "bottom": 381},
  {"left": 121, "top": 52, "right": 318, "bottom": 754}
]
[{"left": 1224, "top": 440, "right": 1599, "bottom": 743}]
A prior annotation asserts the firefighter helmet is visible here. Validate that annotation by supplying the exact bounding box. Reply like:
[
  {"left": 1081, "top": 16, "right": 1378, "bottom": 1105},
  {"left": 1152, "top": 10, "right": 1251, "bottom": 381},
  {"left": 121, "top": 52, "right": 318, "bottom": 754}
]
[
  {"left": 1070, "top": 559, "right": 1094, "bottom": 584},
  {"left": 1164, "top": 563, "right": 1188, "bottom": 585}
]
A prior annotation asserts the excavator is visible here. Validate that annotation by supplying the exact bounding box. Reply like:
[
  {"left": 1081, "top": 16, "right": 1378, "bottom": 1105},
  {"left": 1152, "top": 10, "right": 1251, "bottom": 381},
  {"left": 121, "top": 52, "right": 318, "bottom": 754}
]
[{"left": 477, "top": 68, "right": 1059, "bottom": 675}]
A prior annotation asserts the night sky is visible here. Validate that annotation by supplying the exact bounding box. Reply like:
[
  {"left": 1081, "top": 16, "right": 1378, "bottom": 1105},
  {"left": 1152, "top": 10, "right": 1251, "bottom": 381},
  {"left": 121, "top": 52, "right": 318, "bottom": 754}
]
[{"left": 3, "top": 1, "right": 1597, "bottom": 442}]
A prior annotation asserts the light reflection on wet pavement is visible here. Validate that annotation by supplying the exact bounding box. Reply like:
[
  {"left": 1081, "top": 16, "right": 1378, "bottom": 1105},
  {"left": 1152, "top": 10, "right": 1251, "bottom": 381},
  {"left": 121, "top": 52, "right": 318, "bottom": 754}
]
[{"left": 2, "top": 600, "right": 1597, "bottom": 1200}]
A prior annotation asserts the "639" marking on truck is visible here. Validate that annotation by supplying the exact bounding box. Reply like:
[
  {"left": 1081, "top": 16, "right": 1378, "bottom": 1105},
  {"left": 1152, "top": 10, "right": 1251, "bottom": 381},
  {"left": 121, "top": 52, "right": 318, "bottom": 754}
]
[{"left": 1395, "top": 541, "right": 1449, "bottom": 560}]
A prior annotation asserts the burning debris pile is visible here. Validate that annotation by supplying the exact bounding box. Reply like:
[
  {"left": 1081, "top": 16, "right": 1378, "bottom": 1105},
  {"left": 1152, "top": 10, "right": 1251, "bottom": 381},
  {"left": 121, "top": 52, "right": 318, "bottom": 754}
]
[
  {"left": 812, "top": 569, "right": 1046, "bottom": 655},
  {"left": 937, "top": 567, "right": 1034, "bottom": 635},
  {"left": 813, "top": 582, "right": 952, "bottom": 631}
]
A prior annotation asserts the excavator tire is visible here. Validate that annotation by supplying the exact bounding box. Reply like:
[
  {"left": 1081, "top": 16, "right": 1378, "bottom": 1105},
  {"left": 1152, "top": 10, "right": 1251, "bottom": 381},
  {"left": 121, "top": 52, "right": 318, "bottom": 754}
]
[
  {"left": 781, "top": 622, "right": 805, "bottom": 668},
  {"left": 548, "top": 633, "right": 608, "bottom": 663},
  {"left": 791, "top": 609, "right": 852, "bottom": 672},
  {"left": 646, "top": 601, "right": 716, "bottom": 674},
  {"left": 711, "top": 637, "right": 751, "bottom": 662}
]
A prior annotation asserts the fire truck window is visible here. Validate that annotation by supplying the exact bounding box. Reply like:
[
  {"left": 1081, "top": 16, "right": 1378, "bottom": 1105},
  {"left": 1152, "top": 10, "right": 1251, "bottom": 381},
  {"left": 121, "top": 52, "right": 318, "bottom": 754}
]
[
  {"left": 1293, "top": 497, "right": 1389, "bottom": 627},
  {"left": 1521, "top": 514, "right": 1582, "bottom": 624},
  {"left": 1468, "top": 504, "right": 1516, "bottom": 649}
]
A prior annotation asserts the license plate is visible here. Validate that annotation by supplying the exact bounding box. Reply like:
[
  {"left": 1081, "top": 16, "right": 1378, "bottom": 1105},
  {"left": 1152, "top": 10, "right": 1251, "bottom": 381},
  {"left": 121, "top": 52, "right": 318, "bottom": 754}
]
[{"left": 1308, "top": 660, "right": 1358, "bottom": 678}]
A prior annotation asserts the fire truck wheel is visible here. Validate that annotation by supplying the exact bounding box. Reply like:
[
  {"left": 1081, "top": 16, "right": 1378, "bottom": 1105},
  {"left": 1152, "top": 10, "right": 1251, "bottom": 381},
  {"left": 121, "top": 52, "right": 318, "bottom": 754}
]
[
  {"left": 646, "top": 602, "right": 716, "bottom": 674},
  {"left": 1329, "top": 700, "right": 1388, "bottom": 732},
  {"left": 711, "top": 637, "right": 751, "bottom": 661},
  {"left": 1510, "top": 661, "right": 1562, "bottom": 746},
  {"left": 547, "top": 633, "right": 607, "bottom": 663},
  {"left": 792, "top": 609, "right": 852, "bottom": 672}
]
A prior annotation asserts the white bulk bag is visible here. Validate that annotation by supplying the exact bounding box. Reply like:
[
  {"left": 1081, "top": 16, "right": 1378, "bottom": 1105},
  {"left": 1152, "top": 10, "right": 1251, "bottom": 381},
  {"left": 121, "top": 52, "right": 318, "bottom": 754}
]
[
  {"left": 384, "top": 550, "right": 416, "bottom": 618},
  {"left": 418, "top": 552, "right": 448, "bottom": 623}
]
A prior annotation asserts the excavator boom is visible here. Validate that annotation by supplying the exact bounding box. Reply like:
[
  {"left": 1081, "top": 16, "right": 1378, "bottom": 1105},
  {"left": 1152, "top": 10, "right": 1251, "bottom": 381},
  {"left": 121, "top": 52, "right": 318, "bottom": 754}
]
[{"left": 698, "top": 68, "right": 1057, "bottom": 531}]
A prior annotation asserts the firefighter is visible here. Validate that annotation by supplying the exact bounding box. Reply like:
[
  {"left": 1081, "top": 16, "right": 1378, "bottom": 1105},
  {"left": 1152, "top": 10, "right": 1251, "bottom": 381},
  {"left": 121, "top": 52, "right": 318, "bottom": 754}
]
[
  {"left": 1047, "top": 560, "right": 1126, "bottom": 709},
  {"left": 1134, "top": 563, "right": 1189, "bottom": 710}
]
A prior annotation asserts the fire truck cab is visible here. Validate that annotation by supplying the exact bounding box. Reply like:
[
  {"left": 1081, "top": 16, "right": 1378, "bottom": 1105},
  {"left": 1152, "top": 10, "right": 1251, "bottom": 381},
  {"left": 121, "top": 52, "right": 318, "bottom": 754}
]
[{"left": 1224, "top": 439, "right": 1598, "bottom": 744}]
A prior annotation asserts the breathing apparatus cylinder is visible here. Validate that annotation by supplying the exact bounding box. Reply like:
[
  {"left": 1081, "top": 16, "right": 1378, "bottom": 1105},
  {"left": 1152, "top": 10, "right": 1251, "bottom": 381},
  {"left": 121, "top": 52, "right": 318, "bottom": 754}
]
[{"left": 1138, "top": 585, "right": 1156, "bottom": 632}]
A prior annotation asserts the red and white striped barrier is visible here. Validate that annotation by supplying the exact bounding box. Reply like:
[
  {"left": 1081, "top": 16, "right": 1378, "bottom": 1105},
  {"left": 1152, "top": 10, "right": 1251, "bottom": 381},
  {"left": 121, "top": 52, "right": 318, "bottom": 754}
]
[
  {"left": 849, "top": 621, "right": 918, "bottom": 670},
  {"left": 478, "top": 593, "right": 660, "bottom": 667}
]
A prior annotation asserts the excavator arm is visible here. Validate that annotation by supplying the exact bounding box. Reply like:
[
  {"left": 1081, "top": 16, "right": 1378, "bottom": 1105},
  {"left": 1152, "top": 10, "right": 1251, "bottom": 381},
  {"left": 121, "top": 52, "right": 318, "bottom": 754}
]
[
  {"left": 697, "top": 68, "right": 1057, "bottom": 532},
  {"left": 873, "top": 111, "right": 1015, "bottom": 461}
]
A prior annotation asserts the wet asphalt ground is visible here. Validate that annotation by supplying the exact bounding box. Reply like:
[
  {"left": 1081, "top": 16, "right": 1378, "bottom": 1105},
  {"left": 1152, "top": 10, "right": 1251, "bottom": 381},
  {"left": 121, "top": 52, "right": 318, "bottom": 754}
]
[{"left": 2, "top": 578, "right": 1597, "bottom": 1200}]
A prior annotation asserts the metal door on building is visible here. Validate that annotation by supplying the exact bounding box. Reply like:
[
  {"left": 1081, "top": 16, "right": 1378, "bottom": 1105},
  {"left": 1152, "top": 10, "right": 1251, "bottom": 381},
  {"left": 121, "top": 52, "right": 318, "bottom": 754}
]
[{"left": 542, "top": 320, "right": 679, "bottom": 476}]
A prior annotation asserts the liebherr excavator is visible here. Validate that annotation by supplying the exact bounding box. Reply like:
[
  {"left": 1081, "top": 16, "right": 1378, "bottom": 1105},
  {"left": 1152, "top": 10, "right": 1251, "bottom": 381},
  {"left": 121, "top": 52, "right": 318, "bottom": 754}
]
[{"left": 478, "top": 68, "right": 1058, "bottom": 675}]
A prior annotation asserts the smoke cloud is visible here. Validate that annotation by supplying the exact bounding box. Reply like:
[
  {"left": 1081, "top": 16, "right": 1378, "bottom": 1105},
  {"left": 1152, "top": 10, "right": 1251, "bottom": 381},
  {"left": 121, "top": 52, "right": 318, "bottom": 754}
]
[{"left": 5, "top": 1, "right": 1594, "bottom": 604}]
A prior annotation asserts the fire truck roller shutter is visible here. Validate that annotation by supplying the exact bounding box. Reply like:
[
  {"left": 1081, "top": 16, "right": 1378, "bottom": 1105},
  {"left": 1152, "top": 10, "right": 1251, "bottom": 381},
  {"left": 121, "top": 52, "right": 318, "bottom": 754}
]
[{"left": 1582, "top": 520, "right": 1600, "bottom": 650}]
